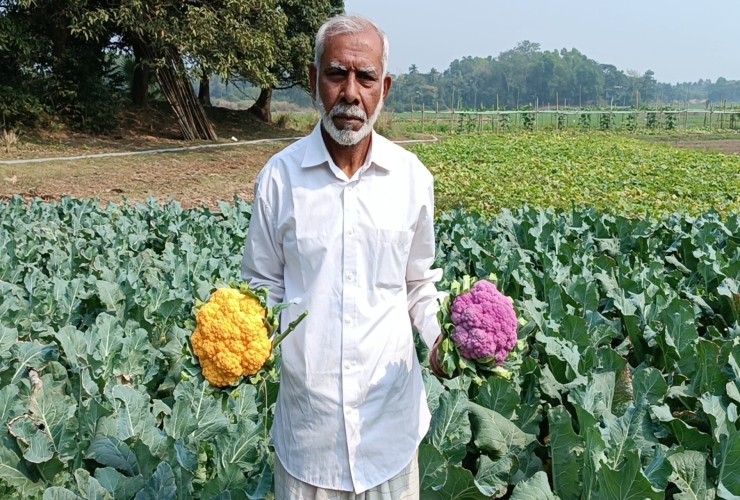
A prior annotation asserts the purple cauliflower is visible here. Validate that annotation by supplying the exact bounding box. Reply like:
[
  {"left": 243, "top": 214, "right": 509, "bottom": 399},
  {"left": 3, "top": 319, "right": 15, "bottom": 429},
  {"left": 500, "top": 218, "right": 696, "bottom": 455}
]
[{"left": 450, "top": 280, "right": 517, "bottom": 364}]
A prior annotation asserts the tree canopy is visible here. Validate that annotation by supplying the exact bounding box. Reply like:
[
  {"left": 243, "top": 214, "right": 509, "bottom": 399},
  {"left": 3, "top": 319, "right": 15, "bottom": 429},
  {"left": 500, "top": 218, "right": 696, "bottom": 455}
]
[{"left": 0, "top": 0, "right": 343, "bottom": 133}]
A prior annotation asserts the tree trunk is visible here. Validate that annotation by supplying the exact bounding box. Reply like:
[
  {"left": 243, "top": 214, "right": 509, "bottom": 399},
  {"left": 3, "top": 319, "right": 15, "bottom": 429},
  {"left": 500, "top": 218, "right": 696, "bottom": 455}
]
[
  {"left": 248, "top": 88, "right": 273, "bottom": 123},
  {"left": 198, "top": 70, "right": 211, "bottom": 106},
  {"left": 154, "top": 47, "right": 217, "bottom": 141},
  {"left": 131, "top": 42, "right": 150, "bottom": 107}
]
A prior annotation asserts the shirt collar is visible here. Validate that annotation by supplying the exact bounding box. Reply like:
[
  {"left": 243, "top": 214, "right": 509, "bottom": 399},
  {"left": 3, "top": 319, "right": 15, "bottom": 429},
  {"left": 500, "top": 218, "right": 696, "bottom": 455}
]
[{"left": 300, "top": 122, "right": 396, "bottom": 172}]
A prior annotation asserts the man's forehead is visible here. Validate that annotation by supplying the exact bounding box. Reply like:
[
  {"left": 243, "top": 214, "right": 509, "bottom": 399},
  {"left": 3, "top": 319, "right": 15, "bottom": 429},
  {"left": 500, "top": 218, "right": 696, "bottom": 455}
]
[{"left": 321, "top": 30, "right": 383, "bottom": 63}]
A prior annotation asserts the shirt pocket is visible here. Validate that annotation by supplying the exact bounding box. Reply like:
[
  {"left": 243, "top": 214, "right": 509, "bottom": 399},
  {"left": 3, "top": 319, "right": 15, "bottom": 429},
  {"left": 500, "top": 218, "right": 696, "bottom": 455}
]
[
  {"left": 373, "top": 229, "right": 411, "bottom": 290},
  {"left": 296, "top": 233, "right": 329, "bottom": 290}
]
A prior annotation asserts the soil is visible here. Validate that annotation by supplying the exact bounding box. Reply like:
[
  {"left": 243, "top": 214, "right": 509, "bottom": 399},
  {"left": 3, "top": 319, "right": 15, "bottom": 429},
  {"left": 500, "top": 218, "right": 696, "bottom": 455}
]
[
  {"left": 0, "top": 105, "right": 307, "bottom": 209},
  {"left": 660, "top": 140, "right": 740, "bottom": 155},
  {"left": 2, "top": 105, "right": 740, "bottom": 210}
]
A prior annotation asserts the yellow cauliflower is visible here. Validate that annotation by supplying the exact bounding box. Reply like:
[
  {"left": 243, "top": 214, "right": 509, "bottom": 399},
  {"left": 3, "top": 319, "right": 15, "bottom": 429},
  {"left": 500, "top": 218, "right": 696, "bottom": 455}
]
[{"left": 191, "top": 287, "right": 272, "bottom": 387}]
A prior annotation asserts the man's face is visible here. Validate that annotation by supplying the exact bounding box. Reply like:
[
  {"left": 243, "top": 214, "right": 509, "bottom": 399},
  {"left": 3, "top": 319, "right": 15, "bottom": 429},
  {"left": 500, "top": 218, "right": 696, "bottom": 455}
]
[{"left": 310, "top": 30, "right": 392, "bottom": 146}]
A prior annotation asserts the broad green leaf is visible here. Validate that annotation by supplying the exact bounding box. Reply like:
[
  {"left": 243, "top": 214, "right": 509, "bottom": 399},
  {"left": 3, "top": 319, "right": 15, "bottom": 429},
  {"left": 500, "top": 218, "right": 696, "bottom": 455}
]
[
  {"left": 596, "top": 450, "right": 663, "bottom": 500},
  {"left": 0, "top": 385, "right": 22, "bottom": 424},
  {"left": 468, "top": 403, "right": 535, "bottom": 458},
  {"left": 227, "top": 383, "right": 259, "bottom": 421},
  {"left": 0, "top": 325, "right": 18, "bottom": 361},
  {"left": 569, "top": 371, "right": 615, "bottom": 421},
  {"left": 134, "top": 462, "right": 176, "bottom": 500},
  {"left": 419, "top": 443, "right": 446, "bottom": 492},
  {"left": 657, "top": 300, "right": 699, "bottom": 374},
  {"left": 110, "top": 385, "right": 169, "bottom": 459},
  {"left": 95, "top": 280, "right": 126, "bottom": 318},
  {"left": 95, "top": 467, "right": 147, "bottom": 500},
  {"left": 10, "top": 342, "right": 60, "bottom": 384},
  {"left": 54, "top": 326, "right": 86, "bottom": 373},
  {"left": 0, "top": 437, "right": 41, "bottom": 494},
  {"left": 651, "top": 405, "right": 713, "bottom": 451},
  {"left": 632, "top": 367, "right": 667, "bottom": 406},
  {"left": 423, "top": 465, "right": 489, "bottom": 500},
  {"left": 245, "top": 460, "right": 272, "bottom": 500},
  {"left": 601, "top": 405, "right": 657, "bottom": 467},
  {"left": 702, "top": 394, "right": 731, "bottom": 442},
  {"left": 87, "top": 314, "right": 124, "bottom": 371},
  {"left": 164, "top": 399, "right": 197, "bottom": 441},
  {"left": 510, "top": 471, "right": 559, "bottom": 500},
  {"left": 474, "top": 376, "right": 520, "bottom": 419},
  {"left": 423, "top": 371, "right": 445, "bottom": 415},
  {"left": 115, "top": 328, "right": 160, "bottom": 386},
  {"left": 28, "top": 374, "right": 77, "bottom": 462},
  {"left": 548, "top": 406, "right": 583, "bottom": 500},
  {"left": 74, "top": 468, "right": 113, "bottom": 500},
  {"left": 474, "top": 455, "right": 512, "bottom": 498},
  {"left": 716, "top": 424, "right": 740, "bottom": 497},
  {"left": 201, "top": 462, "right": 249, "bottom": 498},
  {"left": 535, "top": 332, "right": 582, "bottom": 382},
  {"left": 691, "top": 339, "right": 728, "bottom": 396},
  {"left": 24, "top": 424, "right": 54, "bottom": 464},
  {"left": 85, "top": 437, "right": 139, "bottom": 477},
  {"left": 557, "top": 314, "right": 591, "bottom": 350},
  {"left": 581, "top": 425, "right": 607, "bottom": 499},
  {"left": 643, "top": 445, "right": 673, "bottom": 492},
  {"left": 668, "top": 450, "right": 709, "bottom": 500},
  {"left": 215, "top": 418, "right": 261, "bottom": 470},
  {"left": 174, "top": 440, "right": 198, "bottom": 474},
  {"left": 429, "top": 390, "right": 470, "bottom": 464},
  {"left": 43, "top": 488, "right": 82, "bottom": 500},
  {"left": 171, "top": 379, "right": 229, "bottom": 443}
]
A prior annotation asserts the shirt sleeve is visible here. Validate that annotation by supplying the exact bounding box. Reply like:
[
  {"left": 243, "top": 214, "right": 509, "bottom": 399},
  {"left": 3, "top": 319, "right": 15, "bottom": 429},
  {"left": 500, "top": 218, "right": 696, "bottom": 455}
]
[
  {"left": 406, "top": 176, "right": 446, "bottom": 349},
  {"left": 241, "top": 176, "right": 285, "bottom": 308}
]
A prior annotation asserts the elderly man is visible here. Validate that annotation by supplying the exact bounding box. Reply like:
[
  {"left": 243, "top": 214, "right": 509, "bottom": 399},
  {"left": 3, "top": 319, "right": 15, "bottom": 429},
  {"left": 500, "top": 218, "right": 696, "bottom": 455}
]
[{"left": 241, "top": 13, "right": 443, "bottom": 499}]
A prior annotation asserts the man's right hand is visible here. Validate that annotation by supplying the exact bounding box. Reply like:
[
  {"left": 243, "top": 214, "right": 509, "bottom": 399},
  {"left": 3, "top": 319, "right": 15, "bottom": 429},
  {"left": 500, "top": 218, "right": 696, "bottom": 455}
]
[{"left": 428, "top": 335, "right": 449, "bottom": 379}]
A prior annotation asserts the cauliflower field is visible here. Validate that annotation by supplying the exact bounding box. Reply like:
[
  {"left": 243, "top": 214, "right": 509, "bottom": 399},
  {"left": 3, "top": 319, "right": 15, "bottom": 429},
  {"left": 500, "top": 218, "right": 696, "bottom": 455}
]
[{"left": 2, "top": 193, "right": 738, "bottom": 499}]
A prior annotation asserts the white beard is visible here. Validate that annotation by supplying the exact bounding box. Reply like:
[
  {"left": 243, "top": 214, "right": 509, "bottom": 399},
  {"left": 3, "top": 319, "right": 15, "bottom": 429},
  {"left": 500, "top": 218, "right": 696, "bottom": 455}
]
[{"left": 315, "top": 92, "right": 384, "bottom": 146}]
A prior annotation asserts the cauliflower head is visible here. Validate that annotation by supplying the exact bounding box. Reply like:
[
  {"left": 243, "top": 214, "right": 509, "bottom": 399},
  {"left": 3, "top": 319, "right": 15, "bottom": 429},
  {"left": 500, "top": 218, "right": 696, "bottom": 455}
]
[
  {"left": 450, "top": 279, "right": 517, "bottom": 364},
  {"left": 191, "top": 287, "right": 272, "bottom": 387}
]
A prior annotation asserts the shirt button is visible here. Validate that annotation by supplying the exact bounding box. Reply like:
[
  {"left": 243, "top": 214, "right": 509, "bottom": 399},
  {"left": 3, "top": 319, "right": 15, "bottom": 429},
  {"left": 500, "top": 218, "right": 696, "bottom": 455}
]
[
  {"left": 348, "top": 228, "right": 354, "bottom": 236},
  {"left": 344, "top": 317, "right": 352, "bottom": 325},
  {"left": 346, "top": 272, "right": 354, "bottom": 281},
  {"left": 345, "top": 408, "right": 351, "bottom": 415},
  {"left": 344, "top": 362, "right": 351, "bottom": 370}
]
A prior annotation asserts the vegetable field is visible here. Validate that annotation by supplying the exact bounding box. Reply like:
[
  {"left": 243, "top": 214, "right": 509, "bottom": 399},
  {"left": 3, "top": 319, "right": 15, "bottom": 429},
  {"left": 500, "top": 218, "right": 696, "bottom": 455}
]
[
  {"left": 412, "top": 133, "right": 740, "bottom": 217},
  {"left": 2, "top": 132, "right": 740, "bottom": 499},
  {"left": 2, "top": 195, "right": 739, "bottom": 499}
]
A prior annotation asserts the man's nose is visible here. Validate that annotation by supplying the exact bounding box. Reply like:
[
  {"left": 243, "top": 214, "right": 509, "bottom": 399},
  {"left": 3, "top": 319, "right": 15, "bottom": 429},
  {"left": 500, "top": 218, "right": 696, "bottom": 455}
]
[{"left": 341, "top": 74, "right": 361, "bottom": 105}]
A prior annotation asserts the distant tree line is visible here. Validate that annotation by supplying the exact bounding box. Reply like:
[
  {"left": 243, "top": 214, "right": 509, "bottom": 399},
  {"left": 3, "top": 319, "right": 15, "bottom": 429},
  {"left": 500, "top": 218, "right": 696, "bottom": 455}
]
[{"left": 385, "top": 41, "right": 740, "bottom": 112}]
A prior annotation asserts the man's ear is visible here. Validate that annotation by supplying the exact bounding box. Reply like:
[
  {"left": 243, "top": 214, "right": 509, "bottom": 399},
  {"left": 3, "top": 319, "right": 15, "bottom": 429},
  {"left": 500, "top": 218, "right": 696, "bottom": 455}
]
[
  {"left": 309, "top": 64, "right": 318, "bottom": 101},
  {"left": 382, "top": 74, "right": 392, "bottom": 102}
]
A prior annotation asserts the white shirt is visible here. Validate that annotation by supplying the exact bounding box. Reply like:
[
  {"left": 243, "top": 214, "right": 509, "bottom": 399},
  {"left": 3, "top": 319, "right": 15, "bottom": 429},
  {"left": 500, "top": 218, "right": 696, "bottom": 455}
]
[{"left": 241, "top": 123, "right": 443, "bottom": 493}]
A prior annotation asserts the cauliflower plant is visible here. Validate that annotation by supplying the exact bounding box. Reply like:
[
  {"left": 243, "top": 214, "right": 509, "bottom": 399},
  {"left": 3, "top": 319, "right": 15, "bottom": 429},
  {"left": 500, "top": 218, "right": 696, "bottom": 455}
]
[
  {"left": 435, "top": 275, "right": 520, "bottom": 382},
  {"left": 451, "top": 279, "right": 517, "bottom": 364},
  {"left": 191, "top": 285, "right": 306, "bottom": 388}
]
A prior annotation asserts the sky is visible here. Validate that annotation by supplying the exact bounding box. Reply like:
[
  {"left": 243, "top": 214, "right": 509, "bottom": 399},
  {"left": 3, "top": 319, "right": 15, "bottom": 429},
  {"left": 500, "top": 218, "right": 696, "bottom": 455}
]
[{"left": 343, "top": 0, "right": 740, "bottom": 84}]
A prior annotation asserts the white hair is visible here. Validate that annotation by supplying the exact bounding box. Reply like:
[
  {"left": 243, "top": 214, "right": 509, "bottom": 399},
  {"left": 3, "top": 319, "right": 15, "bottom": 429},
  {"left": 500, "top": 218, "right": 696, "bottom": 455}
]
[{"left": 314, "top": 14, "right": 389, "bottom": 77}]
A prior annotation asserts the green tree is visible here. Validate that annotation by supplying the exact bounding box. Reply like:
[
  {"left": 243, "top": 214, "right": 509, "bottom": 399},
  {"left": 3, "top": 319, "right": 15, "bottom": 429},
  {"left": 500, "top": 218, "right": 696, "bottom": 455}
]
[{"left": 245, "top": 0, "right": 344, "bottom": 123}]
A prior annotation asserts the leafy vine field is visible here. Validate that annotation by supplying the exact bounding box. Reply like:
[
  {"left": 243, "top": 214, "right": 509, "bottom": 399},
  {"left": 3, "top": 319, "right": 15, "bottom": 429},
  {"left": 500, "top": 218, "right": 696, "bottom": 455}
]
[
  {"left": 412, "top": 133, "right": 740, "bottom": 217},
  {"left": 1, "top": 134, "right": 740, "bottom": 499}
]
